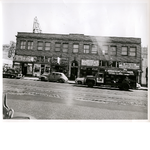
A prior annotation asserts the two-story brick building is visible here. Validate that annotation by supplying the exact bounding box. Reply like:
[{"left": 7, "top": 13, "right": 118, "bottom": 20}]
[{"left": 13, "top": 32, "right": 142, "bottom": 82}]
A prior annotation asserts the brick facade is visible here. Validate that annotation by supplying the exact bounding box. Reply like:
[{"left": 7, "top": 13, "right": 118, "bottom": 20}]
[{"left": 14, "top": 32, "right": 141, "bottom": 81}]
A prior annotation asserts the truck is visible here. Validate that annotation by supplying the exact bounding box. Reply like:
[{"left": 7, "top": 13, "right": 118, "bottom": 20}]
[{"left": 85, "top": 69, "right": 137, "bottom": 90}]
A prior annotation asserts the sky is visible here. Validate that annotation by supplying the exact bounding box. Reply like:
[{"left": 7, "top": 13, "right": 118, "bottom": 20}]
[{"left": 1, "top": 0, "right": 149, "bottom": 47}]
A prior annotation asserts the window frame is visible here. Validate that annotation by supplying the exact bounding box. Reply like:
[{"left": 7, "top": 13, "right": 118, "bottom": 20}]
[
  {"left": 55, "top": 42, "right": 61, "bottom": 52},
  {"left": 121, "top": 46, "right": 128, "bottom": 56},
  {"left": 62, "top": 43, "right": 68, "bottom": 53},
  {"left": 129, "top": 47, "right": 136, "bottom": 57},
  {"left": 91, "top": 44, "right": 98, "bottom": 54},
  {"left": 45, "top": 42, "right": 51, "bottom": 51},
  {"left": 37, "top": 41, "right": 43, "bottom": 51},
  {"left": 83, "top": 44, "right": 90, "bottom": 54},
  {"left": 110, "top": 46, "right": 117, "bottom": 56},
  {"left": 20, "top": 40, "right": 26, "bottom": 49},
  {"left": 27, "top": 41, "right": 33, "bottom": 50},
  {"left": 73, "top": 44, "right": 79, "bottom": 53},
  {"left": 102, "top": 45, "right": 109, "bottom": 55}
]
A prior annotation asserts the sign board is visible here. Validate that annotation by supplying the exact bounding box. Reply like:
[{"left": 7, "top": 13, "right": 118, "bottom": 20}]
[
  {"left": 81, "top": 59, "right": 99, "bottom": 66},
  {"left": 52, "top": 57, "right": 68, "bottom": 66},
  {"left": 107, "top": 69, "right": 134, "bottom": 75},
  {"left": 119, "top": 62, "right": 140, "bottom": 69},
  {"left": 14, "top": 55, "right": 37, "bottom": 62}
]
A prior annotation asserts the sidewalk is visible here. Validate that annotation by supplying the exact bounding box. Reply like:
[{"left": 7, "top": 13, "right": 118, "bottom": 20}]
[
  {"left": 23, "top": 77, "right": 39, "bottom": 81},
  {"left": 22, "top": 76, "right": 75, "bottom": 84}
]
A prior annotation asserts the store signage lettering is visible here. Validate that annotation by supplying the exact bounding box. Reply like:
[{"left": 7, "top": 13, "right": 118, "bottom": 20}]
[
  {"left": 81, "top": 59, "right": 99, "bottom": 66},
  {"left": 52, "top": 57, "right": 68, "bottom": 65},
  {"left": 14, "top": 55, "right": 37, "bottom": 62},
  {"left": 119, "top": 62, "right": 140, "bottom": 69}
]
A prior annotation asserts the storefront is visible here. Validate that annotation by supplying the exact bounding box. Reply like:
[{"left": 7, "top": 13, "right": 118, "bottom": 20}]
[
  {"left": 118, "top": 62, "right": 141, "bottom": 83},
  {"left": 13, "top": 55, "right": 69, "bottom": 77},
  {"left": 13, "top": 55, "right": 50, "bottom": 77},
  {"left": 80, "top": 59, "right": 99, "bottom": 77}
]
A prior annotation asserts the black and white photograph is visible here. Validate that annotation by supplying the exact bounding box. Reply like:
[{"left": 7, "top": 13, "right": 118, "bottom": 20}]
[{"left": 1, "top": 0, "right": 150, "bottom": 149}]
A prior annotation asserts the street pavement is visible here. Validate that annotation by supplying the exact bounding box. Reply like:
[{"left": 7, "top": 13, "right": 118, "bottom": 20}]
[{"left": 3, "top": 78, "right": 148, "bottom": 120}]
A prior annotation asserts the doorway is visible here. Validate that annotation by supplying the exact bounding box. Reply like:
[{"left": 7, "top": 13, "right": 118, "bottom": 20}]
[
  {"left": 22, "top": 63, "right": 27, "bottom": 76},
  {"left": 70, "top": 67, "right": 78, "bottom": 80},
  {"left": 70, "top": 60, "right": 78, "bottom": 80},
  {"left": 86, "top": 68, "right": 92, "bottom": 75}
]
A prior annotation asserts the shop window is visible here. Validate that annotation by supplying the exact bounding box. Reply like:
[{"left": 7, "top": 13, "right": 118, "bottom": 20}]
[
  {"left": 102, "top": 45, "right": 109, "bottom": 55},
  {"left": 55, "top": 42, "right": 61, "bottom": 51},
  {"left": 45, "top": 56, "right": 50, "bottom": 63},
  {"left": 36, "top": 56, "right": 41, "bottom": 62},
  {"left": 20, "top": 41, "right": 26, "bottom": 49},
  {"left": 101, "top": 61, "right": 106, "bottom": 66},
  {"left": 112, "top": 61, "right": 117, "bottom": 67},
  {"left": 62, "top": 43, "right": 68, "bottom": 53},
  {"left": 129, "top": 47, "right": 136, "bottom": 56},
  {"left": 73, "top": 44, "right": 79, "bottom": 53},
  {"left": 37, "top": 41, "right": 43, "bottom": 50},
  {"left": 27, "top": 41, "right": 33, "bottom": 50},
  {"left": 41, "top": 56, "right": 44, "bottom": 62},
  {"left": 121, "top": 46, "right": 128, "bottom": 56},
  {"left": 45, "top": 42, "right": 50, "bottom": 51},
  {"left": 27, "top": 64, "right": 33, "bottom": 74},
  {"left": 91, "top": 45, "right": 97, "bottom": 54},
  {"left": 110, "top": 46, "right": 117, "bottom": 56},
  {"left": 84, "top": 44, "right": 90, "bottom": 53}
]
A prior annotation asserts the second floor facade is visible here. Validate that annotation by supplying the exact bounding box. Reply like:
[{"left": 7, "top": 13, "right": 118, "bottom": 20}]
[{"left": 15, "top": 32, "right": 141, "bottom": 63}]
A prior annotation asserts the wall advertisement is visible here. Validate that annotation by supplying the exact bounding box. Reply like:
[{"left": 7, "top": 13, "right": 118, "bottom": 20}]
[
  {"left": 81, "top": 59, "right": 99, "bottom": 66},
  {"left": 14, "top": 55, "right": 37, "bottom": 62},
  {"left": 119, "top": 62, "right": 140, "bottom": 69}
]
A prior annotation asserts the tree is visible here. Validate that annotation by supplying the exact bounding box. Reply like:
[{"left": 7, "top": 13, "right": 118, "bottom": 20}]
[{"left": 8, "top": 41, "right": 15, "bottom": 58}]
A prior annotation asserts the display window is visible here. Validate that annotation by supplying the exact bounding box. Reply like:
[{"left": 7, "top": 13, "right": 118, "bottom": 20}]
[{"left": 27, "top": 63, "right": 33, "bottom": 74}]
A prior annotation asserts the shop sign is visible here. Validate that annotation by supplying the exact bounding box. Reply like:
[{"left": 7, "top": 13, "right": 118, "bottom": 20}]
[
  {"left": 119, "top": 62, "right": 140, "bottom": 69},
  {"left": 107, "top": 69, "right": 134, "bottom": 75},
  {"left": 81, "top": 59, "right": 99, "bottom": 66},
  {"left": 60, "top": 58, "right": 68, "bottom": 66},
  {"left": 14, "top": 55, "right": 37, "bottom": 62},
  {"left": 51, "top": 57, "right": 68, "bottom": 66}
]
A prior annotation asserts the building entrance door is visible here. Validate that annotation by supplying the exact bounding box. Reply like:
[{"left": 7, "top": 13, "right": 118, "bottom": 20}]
[
  {"left": 70, "top": 60, "right": 78, "bottom": 80},
  {"left": 86, "top": 68, "right": 92, "bottom": 75},
  {"left": 70, "top": 67, "right": 78, "bottom": 80},
  {"left": 22, "top": 63, "right": 27, "bottom": 76}
]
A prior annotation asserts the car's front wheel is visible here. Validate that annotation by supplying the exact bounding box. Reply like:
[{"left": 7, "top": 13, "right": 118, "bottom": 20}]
[{"left": 58, "top": 79, "right": 65, "bottom": 83}]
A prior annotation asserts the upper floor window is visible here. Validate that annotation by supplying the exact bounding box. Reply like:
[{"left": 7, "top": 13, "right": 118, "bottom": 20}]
[
  {"left": 102, "top": 45, "right": 108, "bottom": 55},
  {"left": 20, "top": 41, "right": 26, "bottom": 49},
  {"left": 37, "top": 41, "right": 43, "bottom": 50},
  {"left": 110, "top": 46, "right": 117, "bottom": 56},
  {"left": 73, "top": 44, "right": 79, "bottom": 53},
  {"left": 84, "top": 44, "right": 90, "bottom": 53},
  {"left": 62, "top": 43, "right": 68, "bottom": 53},
  {"left": 121, "top": 46, "right": 128, "bottom": 56},
  {"left": 27, "top": 41, "right": 33, "bottom": 50},
  {"left": 45, "top": 42, "right": 50, "bottom": 51},
  {"left": 91, "top": 45, "right": 97, "bottom": 54},
  {"left": 55, "top": 42, "right": 61, "bottom": 51},
  {"left": 129, "top": 47, "right": 136, "bottom": 56}
]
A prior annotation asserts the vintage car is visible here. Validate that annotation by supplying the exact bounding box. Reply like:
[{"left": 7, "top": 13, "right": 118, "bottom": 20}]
[
  {"left": 3, "top": 68, "right": 22, "bottom": 79},
  {"left": 75, "top": 77, "right": 86, "bottom": 85},
  {"left": 39, "top": 72, "right": 68, "bottom": 83}
]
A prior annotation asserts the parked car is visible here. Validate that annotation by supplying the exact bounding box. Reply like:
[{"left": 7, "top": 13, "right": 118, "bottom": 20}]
[
  {"left": 75, "top": 77, "right": 86, "bottom": 85},
  {"left": 3, "top": 68, "right": 22, "bottom": 79},
  {"left": 39, "top": 72, "right": 49, "bottom": 81},
  {"left": 39, "top": 72, "right": 68, "bottom": 83}
]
